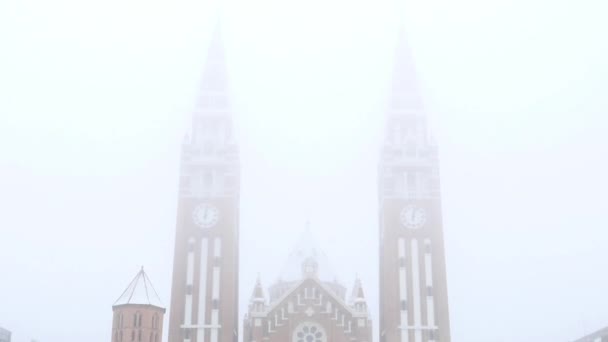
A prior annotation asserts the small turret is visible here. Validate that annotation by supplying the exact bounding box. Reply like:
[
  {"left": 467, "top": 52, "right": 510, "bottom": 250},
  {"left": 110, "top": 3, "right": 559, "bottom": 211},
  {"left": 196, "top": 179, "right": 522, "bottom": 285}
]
[
  {"left": 111, "top": 267, "right": 165, "bottom": 342},
  {"left": 350, "top": 277, "right": 368, "bottom": 313},
  {"left": 249, "top": 274, "right": 266, "bottom": 313}
]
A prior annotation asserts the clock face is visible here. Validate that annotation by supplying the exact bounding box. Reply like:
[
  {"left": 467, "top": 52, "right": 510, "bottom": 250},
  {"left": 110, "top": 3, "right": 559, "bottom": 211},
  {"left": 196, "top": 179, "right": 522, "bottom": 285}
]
[
  {"left": 192, "top": 203, "right": 219, "bottom": 229},
  {"left": 400, "top": 205, "right": 427, "bottom": 229}
]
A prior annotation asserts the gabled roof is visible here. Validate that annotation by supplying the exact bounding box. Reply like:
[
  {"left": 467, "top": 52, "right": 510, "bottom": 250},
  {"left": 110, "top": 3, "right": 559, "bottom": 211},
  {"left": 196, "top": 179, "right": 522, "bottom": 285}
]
[
  {"left": 113, "top": 267, "right": 164, "bottom": 308},
  {"left": 573, "top": 326, "right": 608, "bottom": 342},
  {"left": 259, "top": 276, "right": 367, "bottom": 319}
]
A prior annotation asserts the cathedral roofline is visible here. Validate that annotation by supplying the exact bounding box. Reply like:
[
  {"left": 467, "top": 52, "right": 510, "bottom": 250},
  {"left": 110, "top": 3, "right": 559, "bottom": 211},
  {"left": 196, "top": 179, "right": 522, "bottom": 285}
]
[{"left": 253, "top": 276, "right": 369, "bottom": 319}]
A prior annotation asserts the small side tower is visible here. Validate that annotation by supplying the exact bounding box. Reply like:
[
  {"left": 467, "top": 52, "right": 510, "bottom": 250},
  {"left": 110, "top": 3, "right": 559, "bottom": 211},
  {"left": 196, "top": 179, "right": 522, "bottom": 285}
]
[
  {"left": 350, "top": 277, "right": 368, "bottom": 314},
  {"left": 111, "top": 268, "right": 166, "bottom": 342}
]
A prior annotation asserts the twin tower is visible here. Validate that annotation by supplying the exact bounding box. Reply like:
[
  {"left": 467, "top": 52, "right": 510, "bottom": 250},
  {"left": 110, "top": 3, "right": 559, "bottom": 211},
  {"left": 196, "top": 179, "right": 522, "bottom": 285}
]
[{"left": 111, "top": 20, "right": 451, "bottom": 342}]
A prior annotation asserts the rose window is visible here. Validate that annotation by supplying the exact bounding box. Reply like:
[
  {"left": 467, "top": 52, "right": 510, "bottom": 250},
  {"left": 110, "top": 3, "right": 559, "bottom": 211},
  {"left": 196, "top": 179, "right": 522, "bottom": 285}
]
[{"left": 293, "top": 322, "right": 326, "bottom": 342}]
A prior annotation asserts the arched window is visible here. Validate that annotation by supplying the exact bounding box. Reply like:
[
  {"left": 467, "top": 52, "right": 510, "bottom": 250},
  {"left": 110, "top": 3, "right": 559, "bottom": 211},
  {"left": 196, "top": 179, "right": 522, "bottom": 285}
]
[
  {"left": 138, "top": 330, "right": 142, "bottom": 341},
  {"left": 131, "top": 330, "right": 135, "bottom": 341},
  {"left": 119, "top": 331, "right": 123, "bottom": 342}
]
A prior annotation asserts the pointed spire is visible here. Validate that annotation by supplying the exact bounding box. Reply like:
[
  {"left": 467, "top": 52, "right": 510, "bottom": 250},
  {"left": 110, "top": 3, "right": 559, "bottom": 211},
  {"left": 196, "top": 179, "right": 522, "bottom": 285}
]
[
  {"left": 389, "top": 28, "right": 425, "bottom": 112},
  {"left": 113, "top": 267, "right": 164, "bottom": 308},
  {"left": 249, "top": 274, "right": 266, "bottom": 313},
  {"left": 199, "top": 20, "right": 228, "bottom": 93},
  {"left": 350, "top": 276, "right": 367, "bottom": 312},
  {"left": 250, "top": 274, "right": 265, "bottom": 302},
  {"left": 188, "top": 18, "right": 236, "bottom": 147}
]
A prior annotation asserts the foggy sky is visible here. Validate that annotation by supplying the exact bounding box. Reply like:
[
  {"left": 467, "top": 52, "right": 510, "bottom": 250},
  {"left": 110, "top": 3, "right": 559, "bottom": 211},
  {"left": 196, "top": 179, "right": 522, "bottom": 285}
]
[{"left": 1, "top": 0, "right": 607, "bottom": 341}]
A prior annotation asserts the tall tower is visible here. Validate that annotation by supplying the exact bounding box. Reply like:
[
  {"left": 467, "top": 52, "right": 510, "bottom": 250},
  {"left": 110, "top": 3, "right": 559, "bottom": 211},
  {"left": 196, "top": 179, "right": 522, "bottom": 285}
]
[
  {"left": 111, "top": 268, "right": 166, "bottom": 342},
  {"left": 168, "top": 22, "right": 240, "bottom": 342},
  {"left": 378, "top": 32, "right": 451, "bottom": 342}
]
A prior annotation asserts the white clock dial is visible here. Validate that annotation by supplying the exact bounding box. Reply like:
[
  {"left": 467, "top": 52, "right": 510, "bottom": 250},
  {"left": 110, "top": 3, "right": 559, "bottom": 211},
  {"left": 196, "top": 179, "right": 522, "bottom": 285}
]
[
  {"left": 400, "top": 205, "right": 427, "bottom": 229},
  {"left": 192, "top": 203, "right": 219, "bottom": 229}
]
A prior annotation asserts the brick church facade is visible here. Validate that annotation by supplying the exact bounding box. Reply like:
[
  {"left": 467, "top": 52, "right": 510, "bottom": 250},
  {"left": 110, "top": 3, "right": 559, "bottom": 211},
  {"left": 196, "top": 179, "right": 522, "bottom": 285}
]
[
  {"left": 112, "top": 10, "right": 452, "bottom": 342},
  {"left": 243, "top": 230, "right": 373, "bottom": 342}
]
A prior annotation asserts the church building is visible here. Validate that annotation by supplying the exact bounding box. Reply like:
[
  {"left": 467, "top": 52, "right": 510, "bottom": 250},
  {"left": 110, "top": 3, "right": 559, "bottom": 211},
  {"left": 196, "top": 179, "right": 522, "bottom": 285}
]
[
  {"left": 243, "top": 230, "right": 373, "bottom": 342},
  {"left": 110, "top": 10, "right": 453, "bottom": 342}
]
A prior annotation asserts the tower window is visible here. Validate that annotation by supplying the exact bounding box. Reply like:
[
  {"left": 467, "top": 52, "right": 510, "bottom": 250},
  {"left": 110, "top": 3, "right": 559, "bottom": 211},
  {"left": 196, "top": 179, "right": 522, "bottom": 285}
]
[
  {"left": 399, "top": 257, "right": 406, "bottom": 267},
  {"left": 212, "top": 299, "right": 219, "bottom": 309},
  {"left": 427, "top": 286, "right": 433, "bottom": 296},
  {"left": 186, "top": 285, "right": 193, "bottom": 295},
  {"left": 400, "top": 300, "right": 407, "bottom": 311}
]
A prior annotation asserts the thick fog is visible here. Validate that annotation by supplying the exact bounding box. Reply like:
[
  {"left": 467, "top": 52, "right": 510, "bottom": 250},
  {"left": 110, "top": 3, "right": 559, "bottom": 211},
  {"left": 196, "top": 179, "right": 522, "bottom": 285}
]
[{"left": 1, "top": 0, "right": 607, "bottom": 341}]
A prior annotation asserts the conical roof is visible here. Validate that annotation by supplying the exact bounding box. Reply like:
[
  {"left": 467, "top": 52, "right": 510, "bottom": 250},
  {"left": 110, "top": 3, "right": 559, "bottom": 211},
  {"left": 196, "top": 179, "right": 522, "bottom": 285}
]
[
  {"left": 250, "top": 275, "right": 265, "bottom": 303},
  {"left": 114, "top": 267, "right": 164, "bottom": 308},
  {"left": 350, "top": 277, "right": 366, "bottom": 303}
]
